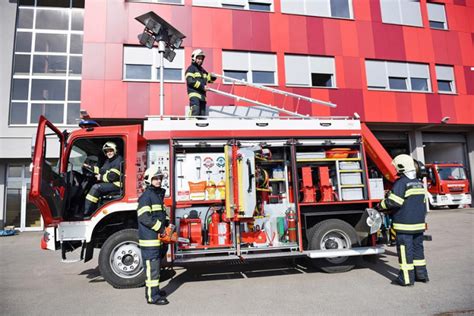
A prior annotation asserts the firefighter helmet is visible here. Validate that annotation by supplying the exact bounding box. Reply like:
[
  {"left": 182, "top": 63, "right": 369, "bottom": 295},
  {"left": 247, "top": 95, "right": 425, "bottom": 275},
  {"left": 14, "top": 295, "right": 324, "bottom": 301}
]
[
  {"left": 191, "top": 49, "right": 205, "bottom": 62},
  {"left": 392, "top": 154, "right": 416, "bottom": 173},
  {"left": 102, "top": 142, "right": 117, "bottom": 154},
  {"left": 143, "top": 167, "right": 163, "bottom": 186}
]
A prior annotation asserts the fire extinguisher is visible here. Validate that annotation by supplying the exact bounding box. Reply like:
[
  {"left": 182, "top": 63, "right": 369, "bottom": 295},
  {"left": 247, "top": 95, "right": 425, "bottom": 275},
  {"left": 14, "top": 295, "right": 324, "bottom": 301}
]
[
  {"left": 286, "top": 208, "right": 297, "bottom": 242},
  {"left": 208, "top": 210, "right": 221, "bottom": 246}
]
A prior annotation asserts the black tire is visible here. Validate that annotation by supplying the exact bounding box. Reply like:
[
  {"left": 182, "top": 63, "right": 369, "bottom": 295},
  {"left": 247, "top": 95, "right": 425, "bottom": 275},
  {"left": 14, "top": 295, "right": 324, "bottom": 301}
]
[
  {"left": 308, "top": 219, "right": 360, "bottom": 273},
  {"left": 448, "top": 205, "right": 459, "bottom": 209},
  {"left": 98, "top": 229, "right": 145, "bottom": 289}
]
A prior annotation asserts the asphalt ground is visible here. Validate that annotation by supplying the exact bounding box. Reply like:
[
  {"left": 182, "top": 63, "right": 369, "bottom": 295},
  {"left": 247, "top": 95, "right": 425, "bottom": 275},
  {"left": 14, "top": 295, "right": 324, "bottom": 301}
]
[{"left": 1, "top": 208, "right": 473, "bottom": 316}]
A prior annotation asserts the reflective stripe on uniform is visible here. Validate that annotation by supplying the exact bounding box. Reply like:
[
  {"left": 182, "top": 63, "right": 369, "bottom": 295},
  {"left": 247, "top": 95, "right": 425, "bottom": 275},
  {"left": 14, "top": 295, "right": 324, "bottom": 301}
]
[
  {"left": 139, "top": 239, "right": 161, "bottom": 247},
  {"left": 146, "top": 260, "right": 152, "bottom": 303},
  {"left": 137, "top": 206, "right": 151, "bottom": 217},
  {"left": 112, "top": 181, "right": 121, "bottom": 188},
  {"left": 413, "top": 259, "right": 426, "bottom": 266},
  {"left": 93, "top": 166, "right": 100, "bottom": 174},
  {"left": 145, "top": 279, "right": 159, "bottom": 287},
  {"left": 151, "top": 204, "right": 163, "bottom": 211},
  {"left": 388, "top": 193, "right": 404, "bottom": 205},
  {"left": 393, "top": 223, "right": 426, "bottom": 231},
  {"left": 102, "top": 173, "right": 109, "bottom": 182},
  {"left": 380, "top": 199, "right": 387, "bottom": 209},
  {"left": 86, "top": 194, "right": 99, "bottom": 203},
  {"left": 186, "top": 72, "right": 202, "bottom": 78},
  {"left": 194, "top": 81, "right": 201, "bottom": 89},
  {"left": 151, "top": 220, "right": 162, "bottom": 232},
  {"left": 188, "top": 92, "right": 202, "bottom": 99},
  {"left": 399, "top": 245, "right": 412, "bottom": 285},
  {"left": 405, "top": 188, "right": 425, "bottom": 197}
]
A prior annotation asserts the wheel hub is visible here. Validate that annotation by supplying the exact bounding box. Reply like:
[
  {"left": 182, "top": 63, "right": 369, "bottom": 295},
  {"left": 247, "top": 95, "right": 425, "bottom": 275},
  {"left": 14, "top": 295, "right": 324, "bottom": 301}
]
[{"left": 110, "top": 242, "right": 143, "bottom": 278}]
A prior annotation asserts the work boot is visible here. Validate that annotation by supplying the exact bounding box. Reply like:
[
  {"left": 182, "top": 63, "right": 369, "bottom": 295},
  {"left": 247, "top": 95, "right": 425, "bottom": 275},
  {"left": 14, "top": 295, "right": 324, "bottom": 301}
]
[
  {"left": 159, "top": 290, "right": 167, "bottom": 296},
  {"left": 391, "top": 279, "right": 414, "bottom": 287},
  {"left": 148, "top": 297, "right": 169, "bottom": 305},
  {"left": 416, "top": 276, "right": 430, "bottom": 283}
]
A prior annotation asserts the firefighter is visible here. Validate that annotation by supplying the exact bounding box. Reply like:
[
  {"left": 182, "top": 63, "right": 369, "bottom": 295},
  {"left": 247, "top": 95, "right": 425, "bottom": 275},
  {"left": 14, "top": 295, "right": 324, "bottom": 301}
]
[
  {"left": 185, "top": 49, "right": 216, "bottom": 117},
  {"left": 83, "top": 142, "right": 123, "bottom": 216},
  {"left": 378, "top": 154, "right": 429, "bottom": 286},
  {"left": 137, "top": 167, "right": 169, "bottom": 305}
]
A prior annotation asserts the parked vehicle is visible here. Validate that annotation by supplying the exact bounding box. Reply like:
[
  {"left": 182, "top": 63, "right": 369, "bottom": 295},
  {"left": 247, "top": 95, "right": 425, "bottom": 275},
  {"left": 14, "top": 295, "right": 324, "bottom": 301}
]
[{"left": 426, "top": 162, "right": 471, "bottom": 208}]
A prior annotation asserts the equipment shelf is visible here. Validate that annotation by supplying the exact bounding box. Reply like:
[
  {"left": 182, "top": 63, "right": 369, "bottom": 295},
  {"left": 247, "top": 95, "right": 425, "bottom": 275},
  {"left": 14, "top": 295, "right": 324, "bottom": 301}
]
[
  {"left": 296, "top": 158, "right": 361, "bottom": 162},
  {"left": 175, "top": 200, "right": 224, "bottom": 207}
]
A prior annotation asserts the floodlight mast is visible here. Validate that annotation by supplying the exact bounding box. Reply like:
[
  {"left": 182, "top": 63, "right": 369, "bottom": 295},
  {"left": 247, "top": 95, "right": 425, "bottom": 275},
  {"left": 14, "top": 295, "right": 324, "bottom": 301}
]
[{"left": 135, "top": 12, "right": 186, "bottom": 117}]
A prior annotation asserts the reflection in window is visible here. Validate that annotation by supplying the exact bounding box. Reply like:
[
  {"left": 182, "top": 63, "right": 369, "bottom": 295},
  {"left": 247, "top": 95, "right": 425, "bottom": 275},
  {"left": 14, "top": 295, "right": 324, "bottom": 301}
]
[
  {"left": 252, "top": 71, "right": 274, "bottom": 84},
  {"left": 388, "top": 77, "right": 407, "bottom": 90},
  {"left": 31, "top": 103, "right": 64, "bottom": 123},
  {"left": 33, "top": 55, "right": 68, "bottom": 75},
  {"left": 31, "top": 79, "right": 66, "bottom": 100},
  {"left": 223, "top": 70, "right": 248, "bottom": 82},
  {"left": 410, "top": 78, "right": 428, "bottom": 91},
  {"left": 35, "top": 33, "right": 68, "bottom": 52},
  {"left": 14, "top": 55, "right": 31, "bottom": 75},
  {"left": 12, "top": 79, "right": 29, "bottom": 100},
  {"left": 126, "top": 65, "right": 152, "bottom": 80},
  {"left": 15, "top": 32, "right": 32, "bottom": 52},
  {"left": 10, "top": 103, "right": 28, "bottom": 125}
]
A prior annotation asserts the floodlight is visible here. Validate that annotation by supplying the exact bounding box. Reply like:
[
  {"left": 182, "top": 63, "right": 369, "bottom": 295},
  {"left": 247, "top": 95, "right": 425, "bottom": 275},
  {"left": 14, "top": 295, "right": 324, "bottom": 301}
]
[
  {"left": 135, "top": 11, "right": 185, "bottom": 48},
  {"left": 163, "top": 46, "right": 176, "bottom": 62},
  {"left": 138, "top": 31, "right": 155, "bottom": 49}
]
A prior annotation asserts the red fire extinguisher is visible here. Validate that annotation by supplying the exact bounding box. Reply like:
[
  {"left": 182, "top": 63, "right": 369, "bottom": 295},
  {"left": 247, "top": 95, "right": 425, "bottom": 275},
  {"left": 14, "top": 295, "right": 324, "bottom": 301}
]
[
  {"left": 208, "top": 210, "right": 221, "bottom": 246},
  {"left": 286, "top": 208, "right": 297, "bottom": 242}
]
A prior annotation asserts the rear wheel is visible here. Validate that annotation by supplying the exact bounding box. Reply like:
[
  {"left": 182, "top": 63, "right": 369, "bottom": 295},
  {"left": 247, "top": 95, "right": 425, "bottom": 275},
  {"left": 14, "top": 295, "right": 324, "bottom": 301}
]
[
  {"left": 308, "top": 219, "right": 360, "bottom": 273},
  {"left": 99, "top": 229, "right": 145, "bottom": 288}
]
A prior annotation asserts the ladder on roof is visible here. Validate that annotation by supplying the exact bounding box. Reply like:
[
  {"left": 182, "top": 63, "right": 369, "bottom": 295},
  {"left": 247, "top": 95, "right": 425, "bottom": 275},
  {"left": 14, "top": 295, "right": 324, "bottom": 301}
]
[{"left": 207, "top": 73, "right": 336, "bottom": 118}]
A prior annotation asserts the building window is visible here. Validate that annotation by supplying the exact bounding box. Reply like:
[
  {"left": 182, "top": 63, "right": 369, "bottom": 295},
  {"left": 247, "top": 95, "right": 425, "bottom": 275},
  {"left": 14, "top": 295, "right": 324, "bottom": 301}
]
[
  {"left": 427, "top": 3, "right": 448, "bottom": 30},
  {"left": 281, "top": 0, "right": 353, "bottom": 19},
  {"left": 193, "top": 0, "right": 274, "bottom": 12},
  {"left": 126, "top": 0, "right": 183, "bottom": 4},
  {"left": 123, "top": 46, "right": 184, "bottom": 82},
  {"left": 222, "top": 51, "right": 277, "bottom": 85},
  {"left": 10, "top": 1, "right": 83, "bottom": 126},
  {"left": 365, "top": 60, "right": 431, "bottom": 92},
  {"left": 435, "top": 65, "right": 456, "bottom": 93},
  {"left": 285, "top": 55, "right": 336, "bottom": 88},
  {"left": 380, "top": 0, "right": 422, "bottom": 27}
]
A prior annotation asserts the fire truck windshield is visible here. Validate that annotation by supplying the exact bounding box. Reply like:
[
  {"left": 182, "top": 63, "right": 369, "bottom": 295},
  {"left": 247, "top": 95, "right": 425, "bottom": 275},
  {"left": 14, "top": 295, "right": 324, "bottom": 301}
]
[{"left": 437, "top": 167, "right": 467, "bottom": 180}]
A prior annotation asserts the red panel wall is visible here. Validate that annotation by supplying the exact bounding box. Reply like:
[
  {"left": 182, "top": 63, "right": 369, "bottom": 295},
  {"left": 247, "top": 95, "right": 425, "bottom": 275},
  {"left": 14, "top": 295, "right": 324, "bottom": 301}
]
[{"left": 81, "top": 0, "right": 474, "bottom": 125}]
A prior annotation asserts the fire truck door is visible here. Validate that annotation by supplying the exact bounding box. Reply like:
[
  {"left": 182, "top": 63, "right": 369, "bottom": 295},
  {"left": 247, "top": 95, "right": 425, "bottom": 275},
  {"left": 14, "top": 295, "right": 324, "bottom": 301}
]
[
  {"left": 30, "top": 116, "right": 65, "bottom": 226},
  {"left": 237, "top": 148, "right": 256, "bottom": 218}
]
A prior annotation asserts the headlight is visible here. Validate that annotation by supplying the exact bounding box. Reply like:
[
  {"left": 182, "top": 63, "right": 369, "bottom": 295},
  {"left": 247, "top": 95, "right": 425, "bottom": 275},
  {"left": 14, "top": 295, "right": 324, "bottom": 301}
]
[{"left": 366, "top": 208, "right": 382, "bottom": 234}]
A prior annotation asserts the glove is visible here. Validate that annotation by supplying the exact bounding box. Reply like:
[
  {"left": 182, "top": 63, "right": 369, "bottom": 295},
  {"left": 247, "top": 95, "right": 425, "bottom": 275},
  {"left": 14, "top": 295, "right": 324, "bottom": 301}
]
[{"left": 159, "top": 224, "right": 178, "bottom": 244}]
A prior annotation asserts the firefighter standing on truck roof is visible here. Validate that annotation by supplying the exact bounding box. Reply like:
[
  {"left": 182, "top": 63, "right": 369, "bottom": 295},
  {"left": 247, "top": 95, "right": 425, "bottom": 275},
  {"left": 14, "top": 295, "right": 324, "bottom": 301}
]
[
  {"left": 83, "top": 142, "right": 122, "bottom": 217},
  {"left": 185, "top": 49, "right": 216, "bottom": 117},
  {"left": 378, "top": 154, "right": 429, "bottom": 286},
  {"left": 137, "top": 167, "right": 169, "bottom": 305}
]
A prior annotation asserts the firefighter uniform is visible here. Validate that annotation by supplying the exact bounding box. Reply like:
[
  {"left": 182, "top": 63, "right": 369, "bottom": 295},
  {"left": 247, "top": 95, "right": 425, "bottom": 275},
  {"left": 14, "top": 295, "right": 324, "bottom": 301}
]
[
  {"left": 84, "top": 154, "right": 123, "bottom": 216},
  {"left": 185, "top": 61, "right": 215, "bottom": 117},
  {"left": 380, "top": 174, "right": 429, "bottom": 286},
  {"left": 137, "top": 184, "right": 168, "bottom": 305}
]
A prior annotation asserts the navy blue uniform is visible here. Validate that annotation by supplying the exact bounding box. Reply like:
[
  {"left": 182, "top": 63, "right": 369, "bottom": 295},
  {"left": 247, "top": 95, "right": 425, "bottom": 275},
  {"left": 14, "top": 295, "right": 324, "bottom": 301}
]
[
  {"left": 380, "top": 175, "right": 429, "bottom": 285},
  {"left": 84, "top": 155, "right": 123, "bottom": 216},
  {"left": 137, "top": 186, "right": 167, "bottom": 304},
  {"left": 185, "top": 63, "right": 215, "bottom": 117}
]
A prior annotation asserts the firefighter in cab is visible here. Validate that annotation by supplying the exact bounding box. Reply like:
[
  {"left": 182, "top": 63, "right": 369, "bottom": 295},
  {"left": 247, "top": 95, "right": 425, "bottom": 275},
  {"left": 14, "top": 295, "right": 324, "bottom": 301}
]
[
  {"left": 378, "top": 154, "right": 429, "bottom": 286},
  {"left": 137, "top": 167, "right": 169, "bottom": 305},
  {"left": 185, "top": 49, "right": 216, "bottom": 117},
  {"left": 83, "top": 142, "right": 123, "bottom": 217}
]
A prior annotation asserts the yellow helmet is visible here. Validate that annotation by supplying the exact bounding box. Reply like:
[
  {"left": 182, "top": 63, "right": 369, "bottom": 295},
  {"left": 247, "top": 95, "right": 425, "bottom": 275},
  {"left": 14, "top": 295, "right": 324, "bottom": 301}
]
[
  {"left": 102, "top": 142, "right": 117, "bottom": 154},
  {"left": 143, "top": 167, "right": 163, "bottom": 186},
  {"left": 392, "top": 154, "right": 416, "bottom": 173},
  {"left": 191, "top": 49, "right": 205, "bottom": 62}
]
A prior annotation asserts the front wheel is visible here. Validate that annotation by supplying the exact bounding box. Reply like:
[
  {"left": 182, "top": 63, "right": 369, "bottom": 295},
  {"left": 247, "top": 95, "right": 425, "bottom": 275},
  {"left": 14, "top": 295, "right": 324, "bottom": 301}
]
[
  {"left": 99, "top": 229, "right": 145, "bottom": 289},
  {"left": 308, "top": 219, "right": 360, "bottom": 273}
]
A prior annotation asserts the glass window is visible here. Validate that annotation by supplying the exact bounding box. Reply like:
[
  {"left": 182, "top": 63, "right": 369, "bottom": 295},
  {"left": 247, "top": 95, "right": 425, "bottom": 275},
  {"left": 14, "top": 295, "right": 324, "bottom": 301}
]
[
  {"left": 252, "top": 71, "right": 274, "bottom": 84},
  {"left": 388, "top": 77, "right": 407, "bottom": 90},
  {"left": 33, "top": 55, "right": 68, "bottom": 75},
  {"left": 249, "top": 3, "right": 271, "bottom": 11},
  {"left": 312, "top": 73, "right": 333, "bottom": 87},
  {"left": 31, "top": 103, "right": 64, "bottom": 123},
  {"left": 125, "top": 65, "right": 152, "bottom": 80},
  {"left": 427, "top": 3, "right": 447, "bottom": 30},
  {"left": 15, "top": 32, "right": 33, "bottom": 53},
  {"left": 71, "top": 9, "right": 84, "bottom": 30},
  {"left": 223, "top": 70, "right": 248, "bottom": 82},
  {"left": 70, "top": 34, "right": 83, "bottom": 54},
  {"left": 67, "top": 103, "right": 81, "bottom": 124},
  {"left": 330, "top": 0, "right": 350, "bottom": 18},
  {"left": 380, "top": 0, "right": 422, "bottom": 27},
  {"left": 281, "top": 0, "right": 352, "bottom": 19},
  {"left": 10, "top": 103, "right": 28, "bottom": 124},
  {"left": 35, "top": 9, "right": 69, "bottom": 30},
  {"left": 31, "top": 79, "right": 66, "bottom": 100},
  {"left": 12, "top": 79, "right": 30, "bottom": 100},
  {"left": 410, "top": 78, "right": 428, "bottom": 91},
  {"left": 35, "top": 33, "right": 68, "bottom": 53},
  {"left": 17, "top": 8, "right": 34, "bottom": 28},
  {"left": 68, "top": 80, "right": 81, "bottom": 100},
  {"left": 162, "top": 68, "right": 182, "bottom": 81},
  {"left": 69, "top": 56, "right": 82, "bottom": 75},
  {"left": 13, "top": 55, "right": 31, "bottom": 75},
  {"left": 435, "top": 65, "right": 455, "bottom": 93},
  {"left": 437, "top": 80, "right": 452, "bottom": 92}
]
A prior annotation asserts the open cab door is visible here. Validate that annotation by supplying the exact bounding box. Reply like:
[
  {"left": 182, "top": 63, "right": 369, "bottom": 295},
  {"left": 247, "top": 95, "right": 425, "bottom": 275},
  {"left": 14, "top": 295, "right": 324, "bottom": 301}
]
[{"left": 30, "top": 116, "right": 65, "bottom": 226}]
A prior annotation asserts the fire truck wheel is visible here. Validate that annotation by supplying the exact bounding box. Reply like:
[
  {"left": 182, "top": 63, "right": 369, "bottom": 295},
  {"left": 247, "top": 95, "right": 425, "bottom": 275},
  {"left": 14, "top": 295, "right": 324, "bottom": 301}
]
[
  {"left": 99, "top": 229, "right": 145, "bottom": 289},
  {"left": 308, "top": 219, "right": 360, "bottom": 273}
]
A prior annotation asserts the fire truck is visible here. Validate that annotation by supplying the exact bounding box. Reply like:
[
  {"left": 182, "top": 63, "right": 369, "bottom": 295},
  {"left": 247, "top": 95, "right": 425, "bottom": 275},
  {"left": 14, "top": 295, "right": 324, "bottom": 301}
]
[
  {"left": 425, "top": 162, "right": 471, "bottom": 208},
  {"left": 30, "top": 114, "right": 397, "bottom": 289}
]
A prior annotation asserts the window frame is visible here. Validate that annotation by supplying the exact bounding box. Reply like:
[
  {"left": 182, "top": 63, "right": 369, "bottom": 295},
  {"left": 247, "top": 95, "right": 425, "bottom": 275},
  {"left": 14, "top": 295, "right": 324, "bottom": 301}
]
[
  {"left": 193, "top": 0, "right": 274, "bottom": 12},
  {"left": 427, "top": 2, "right": 448, "bottom": 30},
  {"left": 284, "top": 54, "right": 337, "bottom": 88},
  {"left": 435, "top": 65, "right": 456, "bottom": 94},
  {"left": 380, "top": 0, "right": 423, "bottom": 27},
  {"left": 280, "top": 0, "right": 354, "bottom": 20}
]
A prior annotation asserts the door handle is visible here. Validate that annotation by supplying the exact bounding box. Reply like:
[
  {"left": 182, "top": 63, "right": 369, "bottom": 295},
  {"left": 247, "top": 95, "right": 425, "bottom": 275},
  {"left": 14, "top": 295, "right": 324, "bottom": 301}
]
[{"left": 247, "top": 159, "right": 254, "bottom": 193}]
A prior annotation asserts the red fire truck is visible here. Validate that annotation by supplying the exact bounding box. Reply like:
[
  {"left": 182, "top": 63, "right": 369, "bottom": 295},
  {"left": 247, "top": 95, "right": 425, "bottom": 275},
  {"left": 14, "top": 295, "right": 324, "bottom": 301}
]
[
  {"left": 30, "top": 115, "right": 397, "bottom": 288},
  {"left": 426, "top": 162, "right": 471, "bottom": 209}
]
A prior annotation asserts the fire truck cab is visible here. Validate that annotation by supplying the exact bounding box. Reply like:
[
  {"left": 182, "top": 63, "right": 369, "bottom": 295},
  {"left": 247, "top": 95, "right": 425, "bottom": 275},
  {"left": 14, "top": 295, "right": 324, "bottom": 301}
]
[
  {"left": 426, "top": 162, "right": 471, "bottom": 208},
  {"left": 30, "top": 115, "right": 391, "bottom": 288}
]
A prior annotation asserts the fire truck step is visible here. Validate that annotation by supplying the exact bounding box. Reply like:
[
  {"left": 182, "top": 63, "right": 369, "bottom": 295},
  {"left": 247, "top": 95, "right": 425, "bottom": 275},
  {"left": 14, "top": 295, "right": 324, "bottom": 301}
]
[{"left": 304, "top": 246, "right": 385, "bottom": 259}]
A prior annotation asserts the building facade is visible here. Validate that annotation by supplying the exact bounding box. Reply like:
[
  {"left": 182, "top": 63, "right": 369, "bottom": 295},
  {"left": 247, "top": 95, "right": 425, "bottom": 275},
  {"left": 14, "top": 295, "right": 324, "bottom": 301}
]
[{"left": 1, "top": 0, "right": 473, "bottom": 230}]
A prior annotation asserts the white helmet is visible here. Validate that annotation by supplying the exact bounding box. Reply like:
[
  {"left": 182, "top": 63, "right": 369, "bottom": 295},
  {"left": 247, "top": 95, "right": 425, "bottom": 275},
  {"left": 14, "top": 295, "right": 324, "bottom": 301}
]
[
  {"left": 191, "top": 49, "right": 205, "bottom": 62},
  {"left": 102, "top": 142, "right": 117, "bottom": 154},
  {"left": 392, "top": 154, "right": 416, "bottom": 173},
  {"left": 143, "top": 167, "right": 163, "bottom": 186}
]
